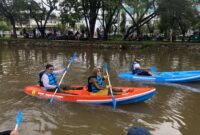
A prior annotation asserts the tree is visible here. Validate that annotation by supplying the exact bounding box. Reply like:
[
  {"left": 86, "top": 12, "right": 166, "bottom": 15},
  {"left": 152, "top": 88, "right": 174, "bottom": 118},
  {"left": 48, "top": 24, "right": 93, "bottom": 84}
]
[
  {"left": 56, "top": 23, "right": 65, "bottom": 35},
  {"left": 0, "top": 0, "right": 26, "bottom": 38},
  {"left": 26, "top": 0, "right": 58, "bottom": 38},
  {"left": 17, "top": 11, "right": 30, "bottom": 28},
  {"left": 60, "top": 0, "right": 121, "bottom": 40},
  {"left": 122, "top": 0, "right": 158, "bottom": 40},
  {"left": 158, "top": 0, "right": 199, "bottom": 41},
  {"left": 98, "top": 0, "right": 121, "bottom": 40},
  {"left": 81, "top": 0, "right": 101, "bottom": 39},
  {"left": 0, "top": 21, "right": 10, "bottom": 31},
  {"left": 60, "top": 0, "right": 83, "bottom": 29}
]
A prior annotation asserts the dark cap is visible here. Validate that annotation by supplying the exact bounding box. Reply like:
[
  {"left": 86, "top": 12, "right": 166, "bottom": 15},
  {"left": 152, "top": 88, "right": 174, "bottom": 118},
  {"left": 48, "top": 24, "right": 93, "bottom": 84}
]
[
  {"left": 127, "top": 126, "right": 151, "bottom": 135},
  {"left": 45, "top": 64, "right": 53, "bottom": 69}
]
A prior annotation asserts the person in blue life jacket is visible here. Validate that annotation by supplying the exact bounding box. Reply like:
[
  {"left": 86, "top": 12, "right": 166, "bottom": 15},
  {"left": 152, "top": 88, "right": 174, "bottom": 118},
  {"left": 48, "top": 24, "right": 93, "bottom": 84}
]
[
  {"left": 0, "top": 130, "right": 18, "bottom": 135},
  {"left": 131, "top": 58, "right": 152, "bottom": 76},
  {"left": 39, "top": 64, "right": 75, "bottom": 93},
  {"left": 87, "top": 67, "right": 127, "bottom": 95}
]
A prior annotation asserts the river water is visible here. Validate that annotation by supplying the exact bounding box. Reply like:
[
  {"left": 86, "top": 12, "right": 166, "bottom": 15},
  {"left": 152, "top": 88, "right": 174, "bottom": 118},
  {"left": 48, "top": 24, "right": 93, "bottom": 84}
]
[{"left": 0, "top": 45, "right": 200, "bottom": 135}]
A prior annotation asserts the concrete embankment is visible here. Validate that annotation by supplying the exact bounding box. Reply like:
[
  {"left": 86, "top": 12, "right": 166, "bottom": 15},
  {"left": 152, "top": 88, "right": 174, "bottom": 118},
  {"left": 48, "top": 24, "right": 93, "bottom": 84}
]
[{"left": 0, "top": 39, "right": 200, "bottom": 52}]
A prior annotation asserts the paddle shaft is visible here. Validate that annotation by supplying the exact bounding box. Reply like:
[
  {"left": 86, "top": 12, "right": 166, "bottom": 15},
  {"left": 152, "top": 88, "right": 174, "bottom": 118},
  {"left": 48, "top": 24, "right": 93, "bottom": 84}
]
[
  {"left": 105, "top": 70, "right": 114, "bottom": 96},
  {"left": 104, "top": 64, "right": 117, "bottom": 109},
  {"left": 14, "top": 111, "right": 23, "bottom": 131},
  {"left": 14, "top": 125, "right": 18, "bottom": 131},
  {"left": 51, "top": 67, "right": 68, "bottom": 98},
  {"left": 104, "top": 63, "right": 116, "bottom": 109},
  {"left": 50, "top": 52, "right": 77, "bottom": 103}
]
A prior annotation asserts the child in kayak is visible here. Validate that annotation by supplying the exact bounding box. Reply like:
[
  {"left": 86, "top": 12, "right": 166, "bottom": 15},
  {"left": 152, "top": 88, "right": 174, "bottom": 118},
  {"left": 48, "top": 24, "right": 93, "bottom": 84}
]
[
  {"left": 131, "top": 58, "right": 152, "bottom": 76},
  {"left": 88, "top": 66, "right": 127, "bottom": 95}
]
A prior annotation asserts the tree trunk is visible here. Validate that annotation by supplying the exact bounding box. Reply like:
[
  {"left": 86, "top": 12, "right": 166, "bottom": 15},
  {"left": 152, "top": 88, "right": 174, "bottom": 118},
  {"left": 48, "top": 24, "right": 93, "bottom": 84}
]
[
  {"left": 181, "top": 31, "right": 186, "bottom": 42},
  {"left": 123, "top": 12, "right": 156, "bottom": 40},
  {"left": 123, "top": 26, "right": 135, "bottom": 40},
  {"left": 39, "top": 27, "right": 46, "bottom": 38},
  {"left": 10, "top": 18, "right": 17, "bottom": 38},
  {"left": 136, "top": 26, "right": 141, "bottom": 40},
  {"left": 103, "top": 30, "right": 108, "bottom": 40},
  {"left": 88, "top": 12, "right": 97, "bottom": 39},
  {"left": 12, "top": 23, "right": 17, "bottom": 38},
  {"left": 170, "top": 29, "right": 173, "bottom": 42},
  {"left": 89, "top": 19, "right": 96, "bottom": 39}
]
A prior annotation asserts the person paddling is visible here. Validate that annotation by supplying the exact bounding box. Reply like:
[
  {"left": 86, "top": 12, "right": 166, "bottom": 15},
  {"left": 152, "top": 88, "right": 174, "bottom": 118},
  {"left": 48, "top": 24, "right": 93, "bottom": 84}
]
[
  {"left": 87, "top": 66, "right": 126, "bottom": 95},
  {"left": 39, "top": 64, "right": 75, "bottom": 93},
  {"left": 131, "top": 58, "right": 152, "bottom": 76}
]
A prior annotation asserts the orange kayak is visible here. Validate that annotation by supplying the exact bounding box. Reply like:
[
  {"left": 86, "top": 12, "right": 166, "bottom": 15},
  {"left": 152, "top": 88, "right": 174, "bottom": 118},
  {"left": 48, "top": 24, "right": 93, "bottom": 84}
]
[{"left": 24, "top": 85, "right": 156, "bottom": 105}]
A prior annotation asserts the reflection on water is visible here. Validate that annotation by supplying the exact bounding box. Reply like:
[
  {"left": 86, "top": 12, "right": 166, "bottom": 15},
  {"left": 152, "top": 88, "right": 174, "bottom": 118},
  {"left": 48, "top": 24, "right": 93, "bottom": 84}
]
[{"left": 0, "top": 45, "right": 200, "bottom": 135}]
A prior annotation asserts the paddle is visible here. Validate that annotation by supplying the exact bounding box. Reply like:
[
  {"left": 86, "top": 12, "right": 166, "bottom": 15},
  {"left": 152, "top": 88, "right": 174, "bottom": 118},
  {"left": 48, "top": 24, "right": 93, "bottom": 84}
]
[
  {"left": 150, "top": 66, "right": 166, "bottom": 82},
  {"left": 104, "top": 63, "right": 117, "bottom": 109},
  {"left": 14, "top": 111, "right": 23, "bottom": 131},
  {"left": 150, "top": 66, "right": 157, "bottom": 75},
  {"left": 49, "top": 52, "right": 77, "bottom": 104}
]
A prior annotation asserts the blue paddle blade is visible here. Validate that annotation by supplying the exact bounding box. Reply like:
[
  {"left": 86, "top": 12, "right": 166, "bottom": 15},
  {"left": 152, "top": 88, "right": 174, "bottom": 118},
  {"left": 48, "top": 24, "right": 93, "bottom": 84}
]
[
  {"left": 150, "top": 66, "right": 157, "bottom": 75},
  {"left": 50, "top": 96, "right": 54, "bottom": 104},
  {"left": 112, "top": 96, "right": 117, "bottom": 109},
  {"left": 16, "top": 111, "right": 23, "bottom": 125},
  {"left": 104, "top": 63, "right": 108, "bottom": 72},
  {"left": 69, "top": 52, "right": 77, "bottom": 65},
  {"left": 150, "top": 66, "right": 157, "bottom": 72}
]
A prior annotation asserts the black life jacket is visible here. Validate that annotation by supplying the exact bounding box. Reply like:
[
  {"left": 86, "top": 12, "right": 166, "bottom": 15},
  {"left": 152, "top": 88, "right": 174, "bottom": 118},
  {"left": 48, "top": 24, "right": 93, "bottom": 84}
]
[
  {"left": 87, "top": 75, "right": 105, "bottom": 92},
  {"left": 38, "top": 70, "right": 45, "bottom": 87},
  {"left": 87, "top": 76, "right": 96, "bottom": 92}
]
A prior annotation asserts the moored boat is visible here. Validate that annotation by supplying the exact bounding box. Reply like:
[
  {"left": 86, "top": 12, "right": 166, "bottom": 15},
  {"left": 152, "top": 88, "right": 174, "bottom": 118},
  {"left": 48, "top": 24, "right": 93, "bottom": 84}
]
[{"left": 24, "top": 85, "right": 156, "bottom": 105}]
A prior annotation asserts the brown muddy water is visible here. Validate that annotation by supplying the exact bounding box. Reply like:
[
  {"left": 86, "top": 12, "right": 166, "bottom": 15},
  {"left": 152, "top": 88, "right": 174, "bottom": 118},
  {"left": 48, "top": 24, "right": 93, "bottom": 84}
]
[{"left": 0, "top": 45, "right": 200, "bottom": 135}]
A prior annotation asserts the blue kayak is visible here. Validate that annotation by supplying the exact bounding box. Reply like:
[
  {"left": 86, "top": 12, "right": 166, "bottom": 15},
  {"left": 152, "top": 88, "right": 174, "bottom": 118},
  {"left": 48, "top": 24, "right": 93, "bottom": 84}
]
[{"left": 118, "top": 70, "right": 200, "bottom": 83}]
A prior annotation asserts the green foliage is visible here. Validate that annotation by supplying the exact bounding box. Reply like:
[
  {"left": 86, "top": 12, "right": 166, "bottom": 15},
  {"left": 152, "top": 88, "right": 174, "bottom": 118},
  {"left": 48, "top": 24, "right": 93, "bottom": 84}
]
[
  {"left": 158, "top": 0, "right": 198, "bottom": 33},
  {"left": 0, "top": 0, "right": 28, "bottom": 24},
  {"left": 26, "top": 0, "right": 58, "bottom": 21},
  {"left": 80, "top": 24, "right": 86, "bottom": 32},
  {"left": 100, "top": 0, "right": 121, "bottom": 39},
  {"left": 0, "top": 0, "right": 28, "bottom": 37},
  {"left": 60, "top": 0, "right": 83, "bottom": 28},
  {"left": 124, "top": 0, "right": 156, "bottom": 21},
  {"left": 109, "top": 34, "right": 123, "bottom": 40},
  {"left": 56, "top": 23, "right": 66, "bottom": 34},
  {"left": 0, "top": 21, "right": 10, "bottom": 31},
  {"left": 122, "top": 0, "right": 157, "bottom": 39},
  {"left": 25, "top": 0, "right": 58, "bottom": 38}
]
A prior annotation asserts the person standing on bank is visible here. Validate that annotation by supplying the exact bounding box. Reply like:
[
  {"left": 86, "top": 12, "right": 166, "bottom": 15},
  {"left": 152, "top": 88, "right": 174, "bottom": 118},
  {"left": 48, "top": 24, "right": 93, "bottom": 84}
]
[
  {"left": 39, "top": 64, "right": 74, "bottom": 93},
  {"left": 131, "top": 58, "right": 152, "bottom": 76}
]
